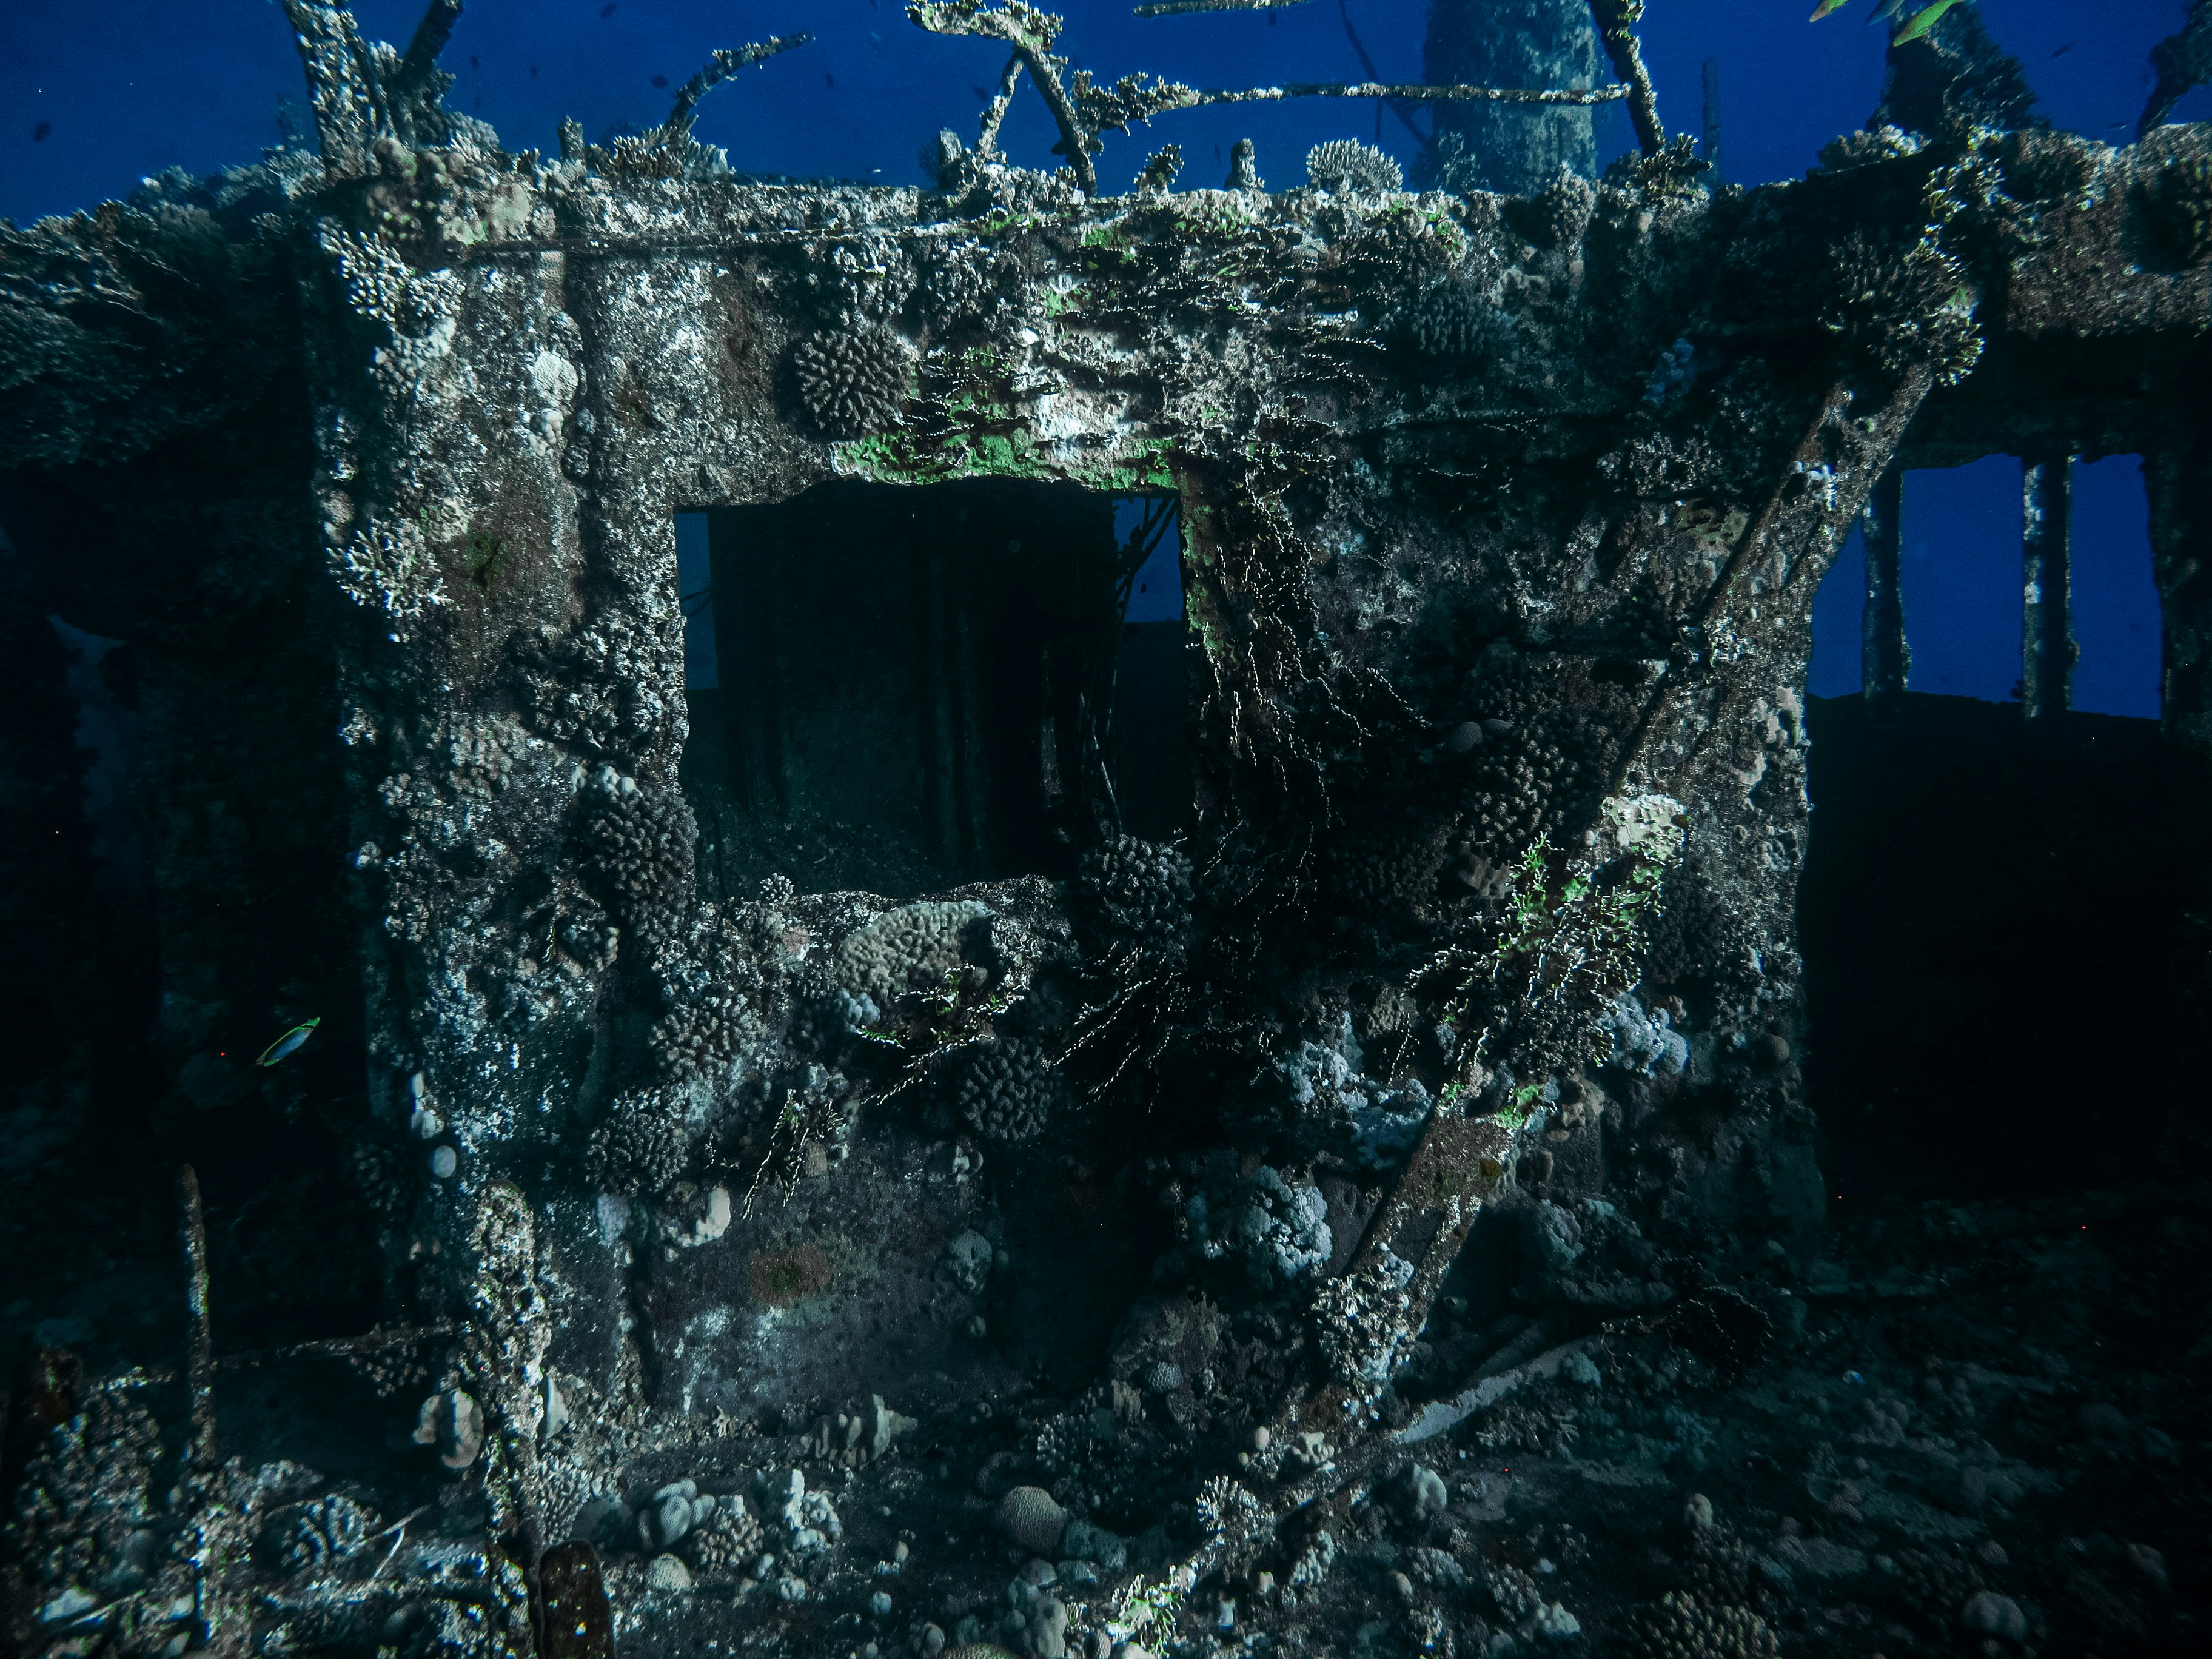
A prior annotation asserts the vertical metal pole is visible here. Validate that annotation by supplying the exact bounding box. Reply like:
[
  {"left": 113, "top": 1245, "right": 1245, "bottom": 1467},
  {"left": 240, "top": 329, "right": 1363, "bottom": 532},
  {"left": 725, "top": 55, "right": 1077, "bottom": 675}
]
[
  {"left": 1701, "top": 58, "right": 1721, "bottom": 183},
  {"left": 2145, "top": 440, "right": 2211, "bottom": 754},
  {"left": 2022, "top": 455, "right": 2076, "bottom": 729},
  {"left": 1861, "top": 464, "right": 1908, "bottom": 703},
  {"left": 178, "top": 1164, "right": 216, "bottom": 1476}
]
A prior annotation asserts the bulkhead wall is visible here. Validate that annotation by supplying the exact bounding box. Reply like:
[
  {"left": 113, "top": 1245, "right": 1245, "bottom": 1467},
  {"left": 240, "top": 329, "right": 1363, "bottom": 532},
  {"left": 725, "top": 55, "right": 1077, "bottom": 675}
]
[{"left": 300, "top": 135, "right": 1995, "bottom": 1367}]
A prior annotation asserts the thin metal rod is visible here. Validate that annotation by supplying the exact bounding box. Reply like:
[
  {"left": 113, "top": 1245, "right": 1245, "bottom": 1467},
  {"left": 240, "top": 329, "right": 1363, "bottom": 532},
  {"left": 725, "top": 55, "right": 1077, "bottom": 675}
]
[
  {"left": 2022, "top": 455, "right": 2076, "bottom": 728},
  {"left": 1138, "top": 0, "right": 1313, "bottom": 13},
  {"left": 1861, "top": 464, "right": 1908, "bottom": 703},
  {"left": 1700, "top": 56, "right": 1721, "bottom": 181},
  {"left": 1182, "top": 79, "right": 1627, "bottom": 109}
]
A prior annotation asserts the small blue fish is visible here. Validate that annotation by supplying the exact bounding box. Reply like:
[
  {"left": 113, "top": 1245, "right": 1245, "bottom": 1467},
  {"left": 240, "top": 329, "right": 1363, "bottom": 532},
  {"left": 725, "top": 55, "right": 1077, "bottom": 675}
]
[{"left": 256, "top": 1016, "right": 321, "bottom": 1067}]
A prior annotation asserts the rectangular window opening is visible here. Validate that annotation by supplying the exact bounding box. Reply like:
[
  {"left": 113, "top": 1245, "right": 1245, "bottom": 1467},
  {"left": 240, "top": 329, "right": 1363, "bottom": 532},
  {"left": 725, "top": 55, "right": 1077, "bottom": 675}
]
[
  {"left": 677, "top": 480, "right": 1190, "bottom": 903},
  {"left": 1807, "top": 454, "right": 2162, "bottom": 721},
  {"left": 2070, "top": 455, "right": 2160, "bottom": 720},
  {"left": 1108, "top": 495, "right": 1188, "bottom": 846}
]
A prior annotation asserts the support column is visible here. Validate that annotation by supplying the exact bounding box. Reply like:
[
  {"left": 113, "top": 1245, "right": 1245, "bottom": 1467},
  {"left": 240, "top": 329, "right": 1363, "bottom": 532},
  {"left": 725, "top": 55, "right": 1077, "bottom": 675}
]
[
  {"left": 1860, "top": 464, "right": 1908, "bottom": 704},
  {"left": 1423, "top": 0, "right": 1599, "bottom": 195},
  {"left": 2146, "top": 434, "right": 2212, "bottom": 759},
  {"left": 2021, "top": 455, "right": 2076, "bottom": 730}
]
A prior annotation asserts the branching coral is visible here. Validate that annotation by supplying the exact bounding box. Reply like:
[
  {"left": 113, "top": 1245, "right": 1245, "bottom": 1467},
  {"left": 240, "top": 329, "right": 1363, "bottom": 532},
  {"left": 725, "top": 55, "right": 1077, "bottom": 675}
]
[
  {"left": 651, "top": 908, "right": 763, "bottom": 1081},
  {"left": 590, "top": 1089, "right": 691, "bottom": 1199},
  {"left": 1454, "top": 659, "right": 1624, "bottom": 861},
  {"left": 920, "top": 243, "right": 1001, "bottom": 328},
  {"left": 1305, "top": 139, "right": 1404, "bottom": 196},
  {"left": 1816, "top": 124, "right": 1926, "bottom": 173},
  {"left": 791, "top": 326, "right": 914, "bottom": 438},
  {"left": 1540, "top": 166, "right": 1598, "bottom": 246},
  {"left": 1820, "top": 230, "right": 1982, "bottom": 386},
  {"left": 1416, "top": 794, "right": 1684, "bottom": 1090},
  {"left": 682, "top": 1498, "right": 765, "bottom": 1574},
  {"left": 1136, "top": 145, "right": 1185, "bottom": 193},
  {"left": 2000, "top": 129, "right": 2096, "bottom": 206},
  {"left": 1604, "top": 133, "right": 1711, "bottom": 202}
]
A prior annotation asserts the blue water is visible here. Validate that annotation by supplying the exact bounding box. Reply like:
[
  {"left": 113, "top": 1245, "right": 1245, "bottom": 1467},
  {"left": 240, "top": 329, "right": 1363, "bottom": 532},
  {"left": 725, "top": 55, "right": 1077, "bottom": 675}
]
[
  {"left": 5, "top": 2, "right": 2191, "bottom": 720},
  {"left": 1808, "top": 457, "right": 2162, "bottom": 717},
  {"left": 5, "top": 2, "right": 2205, "bottom": 224}
]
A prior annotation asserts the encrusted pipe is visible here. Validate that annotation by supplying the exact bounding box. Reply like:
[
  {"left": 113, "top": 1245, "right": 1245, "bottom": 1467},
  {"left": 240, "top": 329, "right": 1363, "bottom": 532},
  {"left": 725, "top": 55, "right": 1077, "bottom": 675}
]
[
  {"left": 1860, "top": 464, "right": 1908, "bottom": 704},
  {"left": 394, "top": 0, "right": 464, "bottom": 92},
  {"left": 657, "top": 34, "right": 814, "bottom": 148},
  {"left": 2140, "top": 0, "right": 2212, "bottom": 138},
  {"left": 1588, "top": 1, "right": 1664, "bottom": 156},
  {"left": 2021, "top": 455, "right": 2076, "bottom": 729}
]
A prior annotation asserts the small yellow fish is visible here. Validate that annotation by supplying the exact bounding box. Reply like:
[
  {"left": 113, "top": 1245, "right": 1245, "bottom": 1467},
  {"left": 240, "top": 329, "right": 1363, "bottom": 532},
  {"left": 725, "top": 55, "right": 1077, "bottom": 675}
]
[
  {"left": 1894, "top": 0, "right": 1966, "bottom": 42},
  {"left": 256, "top": 1016, "right": 321, "bottom": 1067},
  {"left": 1809, "top": 1, "right": 1851, "bottom": 19}
]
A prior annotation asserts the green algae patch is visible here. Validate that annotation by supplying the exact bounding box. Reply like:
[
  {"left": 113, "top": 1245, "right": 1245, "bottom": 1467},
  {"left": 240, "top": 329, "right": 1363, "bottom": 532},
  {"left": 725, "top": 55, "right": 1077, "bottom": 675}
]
[{"left": 837, "top": 429, "right": 1174, "bottom": 493}]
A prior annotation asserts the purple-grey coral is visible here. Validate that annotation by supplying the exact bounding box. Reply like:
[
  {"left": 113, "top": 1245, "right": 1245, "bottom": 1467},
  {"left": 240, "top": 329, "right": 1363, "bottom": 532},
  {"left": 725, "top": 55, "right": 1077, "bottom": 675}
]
[
  {"left": 1620, "top": 1593, "right": 1778, "bottom": 1659},
  {"left": 583, "top": 780, "right": 696, "bottom": 943},
  {"left": 957, "top": 1037, "right": 1062, "bottom": 1144},
  {"left": 1076, "top": 834, "right": 1193, "bottom": 962},
  {"left": 1403, "top": 281, "right": 1517, "bottom": 363}
]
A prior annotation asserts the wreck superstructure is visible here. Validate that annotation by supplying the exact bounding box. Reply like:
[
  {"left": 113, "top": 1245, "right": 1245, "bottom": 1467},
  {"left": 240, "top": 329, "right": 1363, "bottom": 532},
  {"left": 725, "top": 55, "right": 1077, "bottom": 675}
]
[{"left": 2, "top": 2, "right": 2210, "bottom": 1656}]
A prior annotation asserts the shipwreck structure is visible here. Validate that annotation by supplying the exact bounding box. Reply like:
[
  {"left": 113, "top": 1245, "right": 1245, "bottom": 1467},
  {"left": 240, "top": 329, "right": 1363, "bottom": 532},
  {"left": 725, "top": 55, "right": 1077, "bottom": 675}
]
[{"left": 2, "top": 2, "right": 2208, "bottom": 1656}]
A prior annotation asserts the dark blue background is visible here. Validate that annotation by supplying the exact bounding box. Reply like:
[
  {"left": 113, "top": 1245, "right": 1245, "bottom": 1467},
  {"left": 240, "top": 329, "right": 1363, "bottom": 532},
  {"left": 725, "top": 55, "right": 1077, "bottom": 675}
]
[{"left": 5, "top": 2, "right": 2196, "bottom": 716}]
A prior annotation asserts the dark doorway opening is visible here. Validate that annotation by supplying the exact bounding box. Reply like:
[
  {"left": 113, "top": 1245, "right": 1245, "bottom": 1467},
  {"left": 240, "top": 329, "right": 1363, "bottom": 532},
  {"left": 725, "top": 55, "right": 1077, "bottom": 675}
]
[
  {"left": 679, "top": 479, "right": 1188, "bottom": 902},
  {"left": 1798, "top": 694, "right": 2191, "bottom": 1202},
  {"left": 1798, "top": 448, "right": 2187, "bottom": 1201}
]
